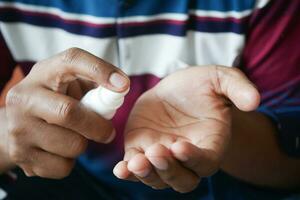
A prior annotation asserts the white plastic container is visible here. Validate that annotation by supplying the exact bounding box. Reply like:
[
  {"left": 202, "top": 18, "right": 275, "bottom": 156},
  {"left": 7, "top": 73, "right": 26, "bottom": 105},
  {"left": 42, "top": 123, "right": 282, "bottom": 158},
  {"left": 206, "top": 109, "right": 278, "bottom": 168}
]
[{"left": 81, "top": 86, "right": 129, "bottom": 119}]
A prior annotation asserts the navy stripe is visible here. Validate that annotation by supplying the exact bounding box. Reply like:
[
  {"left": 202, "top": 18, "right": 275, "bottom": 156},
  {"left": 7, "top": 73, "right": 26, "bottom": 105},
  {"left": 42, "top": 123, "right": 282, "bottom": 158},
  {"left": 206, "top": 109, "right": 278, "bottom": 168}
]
[
  {"left": 0, "top": 7, "right": 247, "bottom": 38},
  {"left": 118, "top": 22, "right": 187, "bottom": 37},
  {"left": 0, "top": 0, "right": 256, "bottom": 17},
  {"left": 119, "top": 19, "right": 246, "bottom": 37},
  {"left": 0, "top": 7, "right": 117, "bottom": 38},
  {"left": 188, "top": 15, "right": 247, "bottom": 34}
]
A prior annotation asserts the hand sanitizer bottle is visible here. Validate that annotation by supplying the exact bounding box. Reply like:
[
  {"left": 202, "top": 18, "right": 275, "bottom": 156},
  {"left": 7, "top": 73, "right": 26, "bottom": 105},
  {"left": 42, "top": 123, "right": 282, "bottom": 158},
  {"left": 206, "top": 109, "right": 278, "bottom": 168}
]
[{"left": 81, "top": 86, "right": 129, "bottom": 120}]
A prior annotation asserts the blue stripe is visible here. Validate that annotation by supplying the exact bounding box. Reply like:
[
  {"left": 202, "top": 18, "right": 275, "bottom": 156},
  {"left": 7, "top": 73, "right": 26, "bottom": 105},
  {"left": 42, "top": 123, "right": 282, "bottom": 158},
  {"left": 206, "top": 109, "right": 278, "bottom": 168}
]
[
  {"left": 0, "top": 0, "right": 119, "bottom": 17},
  {"left": 191, "top": 0, "right": 256, "bottom": 12},
  {"left": 121, "top": 0, "right": 256, "bottom": 16},
  {"left": 0, "top": 0, "right": 256, "bottom": 17}
]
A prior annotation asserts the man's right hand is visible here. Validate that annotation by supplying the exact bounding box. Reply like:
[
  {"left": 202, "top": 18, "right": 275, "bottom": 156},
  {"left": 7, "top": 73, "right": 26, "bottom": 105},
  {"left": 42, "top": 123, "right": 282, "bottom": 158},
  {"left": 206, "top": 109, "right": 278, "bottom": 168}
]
[{"left": 5, "top": 48, "right": 130, "bottom": 179}]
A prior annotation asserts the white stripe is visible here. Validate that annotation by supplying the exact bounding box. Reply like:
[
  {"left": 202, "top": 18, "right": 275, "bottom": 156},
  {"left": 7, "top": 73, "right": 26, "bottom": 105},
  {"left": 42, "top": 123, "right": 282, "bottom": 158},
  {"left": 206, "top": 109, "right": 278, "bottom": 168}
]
[
  {"left": 255, "top": 0, "right": 270, "bottom": 9},
  {"left": 189, "top": 9, "right": 253, "bottom": 19},
  {"left": 0, "top": 1, "right": 259, "bottom": 25},
  {"left": 119, "top": 32, "right": 243, "bottom": 77},
  {"left": 117, "top": 13, "right": 188, "bottom": 23},
  {"left": 0, "top": 22, "right": 119, "bottom": 65},
  {"left": 1, "top": 23, "right": 244, "bottom": 77},
  {"left": 0, "top": 1, "right": 115, "bottom": 24}
]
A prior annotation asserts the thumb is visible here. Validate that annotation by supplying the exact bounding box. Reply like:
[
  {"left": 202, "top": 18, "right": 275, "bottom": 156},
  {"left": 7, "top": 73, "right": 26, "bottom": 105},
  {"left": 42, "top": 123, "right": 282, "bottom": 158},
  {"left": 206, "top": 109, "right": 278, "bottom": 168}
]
[
  {"left": 32, "top": 48, "right": 130, "bottom": 93},
  {"left": 214, "top": 66, "right": 260, "bottom": 111}
]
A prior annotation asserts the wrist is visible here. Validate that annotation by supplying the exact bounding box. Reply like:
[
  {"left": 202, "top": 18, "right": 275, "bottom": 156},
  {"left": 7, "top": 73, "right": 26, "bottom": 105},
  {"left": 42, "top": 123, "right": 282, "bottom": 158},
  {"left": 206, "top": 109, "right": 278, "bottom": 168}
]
[{"left": 0, "top": 108, "right": 15, "bottom": 173}]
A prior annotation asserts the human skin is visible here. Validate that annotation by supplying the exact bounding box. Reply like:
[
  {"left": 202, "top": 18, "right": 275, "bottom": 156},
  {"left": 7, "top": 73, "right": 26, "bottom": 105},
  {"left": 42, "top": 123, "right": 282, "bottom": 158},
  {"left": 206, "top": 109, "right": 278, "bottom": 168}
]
[
  {"left": 113, "top": 66, "right": 300, "bottom": 193},
  {"left": 0, "top": 48, "right": 130, "bottom": 178},
  {"left": 1, "top": 60, "right": 300, "bottom": 192}
]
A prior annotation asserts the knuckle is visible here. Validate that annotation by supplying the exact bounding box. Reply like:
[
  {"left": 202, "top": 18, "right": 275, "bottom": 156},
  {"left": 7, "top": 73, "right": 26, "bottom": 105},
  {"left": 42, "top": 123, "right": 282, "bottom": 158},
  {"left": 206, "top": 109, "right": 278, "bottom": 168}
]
[
  {"left": 8, "top": 124, "right": 27, "bottom": 149},
  {"left": 88, "top": 62, "right": 102, "bottom": 75},
  {"left": 56, "top": 100, "right": 78, "bottom": 124},
  {"left": 69, "top": 135, "right": 88, "bottom": 157},
  {"left": 9, "top": 145, "right": 27, "bottom": 164},
  {"left": 6, "top": 86, "right": 24, "bottom": 107},
  {"left": 60, "top": 47, "right": 83, "bottom": 64},
  {"left": 7, "top": 122, "right": 23, "bottom": 137}
]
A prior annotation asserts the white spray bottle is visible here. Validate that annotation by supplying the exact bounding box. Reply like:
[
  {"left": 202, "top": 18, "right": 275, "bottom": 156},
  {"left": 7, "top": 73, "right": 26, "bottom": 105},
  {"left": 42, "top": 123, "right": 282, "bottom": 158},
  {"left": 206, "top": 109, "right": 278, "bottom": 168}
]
[{"left": 81, "top": 86, "right": 129, "bottom": 120}]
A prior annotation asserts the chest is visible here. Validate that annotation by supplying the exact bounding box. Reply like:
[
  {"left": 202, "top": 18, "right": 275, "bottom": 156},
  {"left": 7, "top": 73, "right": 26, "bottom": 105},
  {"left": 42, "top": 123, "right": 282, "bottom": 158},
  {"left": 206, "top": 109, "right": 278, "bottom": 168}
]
[{"left": 0, "top": 0, "right": 256, "bottom": 77}]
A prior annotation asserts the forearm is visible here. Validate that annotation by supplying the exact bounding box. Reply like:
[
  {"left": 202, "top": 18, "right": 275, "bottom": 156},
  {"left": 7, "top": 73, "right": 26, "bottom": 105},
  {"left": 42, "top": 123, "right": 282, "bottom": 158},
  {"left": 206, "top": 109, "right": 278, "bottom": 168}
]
[
  {"left": 0, "top": 107, "right": 15, "bottom": 173},
  {"left": 221, "top": 108, "right": 300, "bottom": 190}
]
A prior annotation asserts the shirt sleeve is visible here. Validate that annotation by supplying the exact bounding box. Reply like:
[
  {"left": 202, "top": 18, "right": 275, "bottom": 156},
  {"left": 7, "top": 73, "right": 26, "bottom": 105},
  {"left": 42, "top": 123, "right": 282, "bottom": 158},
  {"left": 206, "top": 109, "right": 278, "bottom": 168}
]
[{"left": 241, "top": 0, "right": 300, "bottom": 157}]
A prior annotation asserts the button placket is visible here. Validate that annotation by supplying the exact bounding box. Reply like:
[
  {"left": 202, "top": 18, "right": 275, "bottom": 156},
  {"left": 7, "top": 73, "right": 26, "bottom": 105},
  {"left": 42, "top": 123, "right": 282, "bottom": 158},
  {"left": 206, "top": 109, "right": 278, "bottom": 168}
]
[{"left": 116, "top": 0, "right": 133, "bottom": 71}]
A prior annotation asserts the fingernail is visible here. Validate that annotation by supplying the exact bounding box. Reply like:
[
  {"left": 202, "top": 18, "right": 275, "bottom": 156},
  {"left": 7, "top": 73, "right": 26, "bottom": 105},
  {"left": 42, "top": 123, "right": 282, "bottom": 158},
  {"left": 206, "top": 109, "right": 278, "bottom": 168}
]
[
  {"left": 109, "top": 72, "right": 128, "bottom": 89},
  {"left": 148, "top": 157, "right": 168, "bottom": 170},
  {"left": 104, "top": 129, "right": 116, "bottom": 144}
]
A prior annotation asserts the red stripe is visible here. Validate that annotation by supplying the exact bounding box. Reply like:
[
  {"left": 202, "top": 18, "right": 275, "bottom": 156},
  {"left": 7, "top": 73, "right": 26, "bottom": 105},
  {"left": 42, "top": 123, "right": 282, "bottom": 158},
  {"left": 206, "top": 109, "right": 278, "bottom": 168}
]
[
  {"left": 1, "top": 5, "right": 248, "bottom": 29},
  {"left": 0, "top": 6, "right": 115, "bottom": 28},
  {"left": 190, "top": 14, "right": 246, "bottom": 24}
]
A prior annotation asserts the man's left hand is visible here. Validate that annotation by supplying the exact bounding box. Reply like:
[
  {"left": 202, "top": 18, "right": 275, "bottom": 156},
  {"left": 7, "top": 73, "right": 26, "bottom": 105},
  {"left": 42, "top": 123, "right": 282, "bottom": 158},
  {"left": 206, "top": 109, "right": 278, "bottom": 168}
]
[{"left": 113, "top": 66, "right": 260, "bottom": 193}]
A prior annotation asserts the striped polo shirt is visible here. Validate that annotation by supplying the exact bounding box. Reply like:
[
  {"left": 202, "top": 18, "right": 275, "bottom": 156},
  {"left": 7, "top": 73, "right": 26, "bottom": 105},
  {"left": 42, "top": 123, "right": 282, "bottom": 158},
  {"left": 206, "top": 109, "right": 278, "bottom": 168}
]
[{"left": 1, "top": 0, "right": 300, "bottom": 199}]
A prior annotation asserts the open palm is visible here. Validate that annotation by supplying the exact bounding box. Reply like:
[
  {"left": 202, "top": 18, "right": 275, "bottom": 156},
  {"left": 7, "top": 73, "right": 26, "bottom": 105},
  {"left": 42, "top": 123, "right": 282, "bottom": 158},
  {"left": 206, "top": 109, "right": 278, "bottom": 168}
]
[{"left": 114, "top": 66, "right": 260, "bottom": 193}]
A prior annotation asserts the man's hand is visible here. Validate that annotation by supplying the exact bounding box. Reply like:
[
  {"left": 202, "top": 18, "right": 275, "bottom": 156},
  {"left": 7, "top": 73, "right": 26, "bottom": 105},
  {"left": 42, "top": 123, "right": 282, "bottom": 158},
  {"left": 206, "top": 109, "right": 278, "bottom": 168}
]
[
  {"left": 114, "top": 66, "right": 260, "bottom": 193},
  {"left": 5, "top": 48, "right": 129, "bottom": 178}
]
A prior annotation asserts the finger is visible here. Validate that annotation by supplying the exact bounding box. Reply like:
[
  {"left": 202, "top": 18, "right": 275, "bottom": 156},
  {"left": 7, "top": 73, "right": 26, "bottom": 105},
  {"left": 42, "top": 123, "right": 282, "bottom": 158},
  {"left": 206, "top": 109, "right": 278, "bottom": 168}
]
[
  {"left": 26, "top": 88, "right": 114, "bottom": 143},
  {"left": 113, "top": 161, "right": 138, "bottom": 181},
  {"left": 127, "top": 153, "right": 169, "bottom": 190},
  {"left": 114, "top": 148, "right": 141, "bottom": 180},
  {"left": 214, "top": 66, "right": 260, "bottom": 111},
  {"left": 33, "top": 48, "right": 130, "bottom": 92},
  {"left": 171, "top": 141, "right": 219, "bottom": 177},
  {"left": 21, "top": 149, "right": 75, "bottom": 179},
  {"left": 30, "top": 119, "right": 88, "bottom": 158},
  {"left": 145, "top": 144, "right": 200, "bottom": 193}
]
